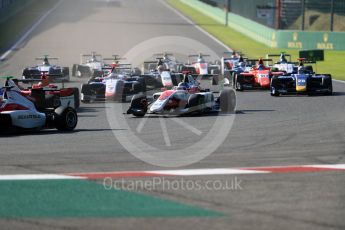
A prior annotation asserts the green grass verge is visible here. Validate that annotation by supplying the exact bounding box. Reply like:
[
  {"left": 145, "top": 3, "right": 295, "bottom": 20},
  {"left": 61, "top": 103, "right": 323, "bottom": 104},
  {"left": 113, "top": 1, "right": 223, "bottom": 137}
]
[
  {"left": 0, "top": 0, "right": 56, "bottom": 53},
  {"left": 168, "top": 0, "right": 345, "bottom": 81},
  {"left": 0, "top": 180, "right": 221, "bottom": 218}
]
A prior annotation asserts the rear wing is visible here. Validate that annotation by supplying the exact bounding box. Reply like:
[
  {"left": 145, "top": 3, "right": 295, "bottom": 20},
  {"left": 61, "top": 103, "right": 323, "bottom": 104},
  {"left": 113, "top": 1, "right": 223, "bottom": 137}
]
[
  {"left": 246, "top": 58, "right": 273, "bottom": 66},
  {"left": 223, "top": 51, "right": 244, "bottom": 57},
  {"left": 35, "top": 57, "right": 58, "bottom": 60},
  {"left": 154, "top": 52, "right": 174, "bottom": 57},
  {"left": 80, "top": 52, "right": 102, "bottom": 63},
  {"left": 188, "top": 54, "right": 210, "bottom": 58},
  {"left": 266, "top": 54, "right": 291, "bottom": 61},
  {"left": 103, "top": 55, "right": 126, "bottom": 62}
]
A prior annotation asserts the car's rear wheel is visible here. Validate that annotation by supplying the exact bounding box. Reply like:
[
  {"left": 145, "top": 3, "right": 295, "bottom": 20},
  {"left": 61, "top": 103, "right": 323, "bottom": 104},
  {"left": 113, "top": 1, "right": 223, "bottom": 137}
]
[
  {"left": 234, "top": 74, "right": 243, "bottom": 91},
  {"left": 129, "top": 95, "right": 147, "bottom": 117},
  {"left": 220, "top": 89, "right": 236, "bottom": 113},
  {"left": 54, "top": 107, "right": 78, "bottom": 131}
]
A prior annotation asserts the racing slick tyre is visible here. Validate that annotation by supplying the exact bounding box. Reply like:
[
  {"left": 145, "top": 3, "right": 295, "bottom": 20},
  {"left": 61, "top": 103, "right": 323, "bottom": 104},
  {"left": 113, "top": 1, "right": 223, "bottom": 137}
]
[
  {"left": 270, "top": 76, "right": 280, "bottom": 97},
  {"left": 80, "top": 84, "right": 92, "bottom": 103},
  {"left": 129, "top": 95, "right": 147, "bottom": 117},
  {"left": 234, "top": 74, "right": 243, "bottom": 91},
  {"left": 73, "top": 88, "right": 80, "bottom": 109},
  {"left": 72, "top": 64, "right": 78, "bottom": 77},
  {"left": 220, "top": 89, "right": 236, "bottom": 113},
  {"left": 63, "top": 67, "right": 70, "bottom": 82},
  {"left": 54, "top": 107, "right": 78, "bottom": 131},
  {"left": 136, "top": 78, "right": 146, "bottom": 93},
  {"left": 114, "top": 81, "right": 125, "bottom": 102},
  {"left": 323, "top": 75, "right": 333, "bottom": 96},
  {"left": 212, "top": 75, "right": 219, "bottom": 85},
  {"left": 77, "top": 65, "right": 91, "bottom": 78}
]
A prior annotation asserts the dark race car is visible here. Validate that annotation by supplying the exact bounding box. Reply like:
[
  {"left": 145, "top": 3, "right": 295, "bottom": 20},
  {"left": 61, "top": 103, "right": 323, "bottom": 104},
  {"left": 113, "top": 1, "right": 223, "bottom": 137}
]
[
  {"left": 270, "top": 59, "right": 333, "bottom": 96},
  {"left": 80, "top": 64, "right": 149, "bottom": 103},
  {"left": 22, "top": 55, "right": 70, "bottom": 82}
]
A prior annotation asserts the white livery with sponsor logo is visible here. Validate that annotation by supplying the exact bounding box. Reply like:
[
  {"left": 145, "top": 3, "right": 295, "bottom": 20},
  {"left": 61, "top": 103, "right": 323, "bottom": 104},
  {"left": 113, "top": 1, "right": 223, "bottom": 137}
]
[{"left": 0, "top": 77, "right": 78, "bottom": 132}]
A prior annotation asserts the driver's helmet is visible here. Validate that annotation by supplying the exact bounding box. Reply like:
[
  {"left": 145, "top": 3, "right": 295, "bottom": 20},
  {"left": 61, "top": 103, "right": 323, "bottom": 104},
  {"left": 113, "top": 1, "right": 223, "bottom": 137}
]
[
  {"left": 177, "top": 82, "right": 188, "bottom": 90},
  {"left": 279, "top": 54, "right": 288, "bottom": 63},
  {"left": 258, "top": 64, "right": 265, "bottom": 70},
  {"left": 157, "top": 65, "right": 164, "bottom": 73},
  {"left": 43, "top": 58, "right": 49, "bottom": 66},
  {"left": 298, "top": 66, "right": 305, "bottom": 74},
  {"left": 238, "top": 62, "right": 245, "bottom": 69}
]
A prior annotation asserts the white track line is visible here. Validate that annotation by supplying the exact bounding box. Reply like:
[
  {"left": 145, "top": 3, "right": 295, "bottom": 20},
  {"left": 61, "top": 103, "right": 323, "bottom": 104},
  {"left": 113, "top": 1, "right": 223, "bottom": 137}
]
[
  {"left": 159, "top": 117, "right": 171, "bottom": 146},
  {"left": 148, "top": 168, "right": 268, "bottom": 176},
  {"left": 0, "top": 174, "right": 81, "bottom": 181},
  {"left": 1, "top": 164, "right": 345, "bottom": 180},
  {"left": 0, "top": 0, "right": 64, "bottom": 61},
  {"left": 159, "top": 0, "right": 232, "bottom": 52}
]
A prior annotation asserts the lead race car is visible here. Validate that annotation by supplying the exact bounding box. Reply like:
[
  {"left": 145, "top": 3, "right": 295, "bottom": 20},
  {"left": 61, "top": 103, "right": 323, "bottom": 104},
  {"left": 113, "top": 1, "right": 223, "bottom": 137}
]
[
  {"left": 0, "top": 77, "right": 78, "bottom": 132},
  {"left": 22, "top": 55, "right": 70, "bottom": 82},
  {"left": 72, "top": 52, "right": 112, "bottom": 78},
  {"left": 270, "top": 58, "right": 333, "bottom": 96},
  {"left": 127, "top": 73, "right": 236, "bottom": 117}
]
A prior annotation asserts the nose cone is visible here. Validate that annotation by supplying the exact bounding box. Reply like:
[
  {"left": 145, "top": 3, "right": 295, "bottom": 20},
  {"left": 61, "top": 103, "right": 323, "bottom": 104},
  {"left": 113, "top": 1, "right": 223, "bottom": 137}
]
[{"left": 260, "top": 77, "right": 270, "bottom": 88}]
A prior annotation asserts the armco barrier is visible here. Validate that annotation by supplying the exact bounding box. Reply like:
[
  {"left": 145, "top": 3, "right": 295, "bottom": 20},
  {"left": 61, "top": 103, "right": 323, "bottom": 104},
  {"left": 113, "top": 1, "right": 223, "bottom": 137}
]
[{"left": 180, "top": 0, "right": 345, "bottom": 50}]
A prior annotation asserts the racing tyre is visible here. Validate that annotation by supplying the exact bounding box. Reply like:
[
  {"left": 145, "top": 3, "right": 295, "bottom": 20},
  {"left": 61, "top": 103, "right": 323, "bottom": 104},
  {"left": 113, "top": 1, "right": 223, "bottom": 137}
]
[
  {"left": 220, "top": 88, "right": 236, "bottom": 113},
  {"left": 63, "top": 67, "right": 70, "bottom": 82},
  {"left": 234, "top": 74, "right": 243, "bottom": 91},
  {"left": 80, "top": 84, "right": 91, "bottom": 103},
  {"left": 212, "top": 75, "right": 219, "bottom": 85},
  {"left": 54, "top": 107, "right": 78, "bottom": 131},
  {"left": 137, "top": 78, "right": 146, "bottom": 93},
  {"left": 72, "top": 64, "right": 78, "bottom": 77},
  {"left": 323, "top": 75, "right": 333, "bottom": 96},
  {"left": 129, "top": 95, "right": 147, "bottom": 117},
  {"left": 73, "top": 88, "right": 80, "bottom": 109},
  {"left": 270, "top": 76, "right": 280, "bottom": 96}
]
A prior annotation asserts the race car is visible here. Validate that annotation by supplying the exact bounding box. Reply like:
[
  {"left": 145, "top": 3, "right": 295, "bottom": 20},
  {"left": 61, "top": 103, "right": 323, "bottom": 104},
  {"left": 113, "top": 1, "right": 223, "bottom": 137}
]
[
  {"left": 233, "top": 58, "right": 284, "bottom": 91},
  {"left": 80, "top": 64, "right": 147, "bottom": 103},
  {"left": 22, "top": 55, "right": 70, "bottom": 82},
  {"left": 222, "top": 51, "right": 245, "bottom": 71},
  {"left": 127, "top": 74, "right": 236, "bottom": 117},
  {"left": 17, "top": 73, "right": 80, "bottom": 109},
  {"left": 72, "top": 52, "right": 109, "bottom": 78},
  {"left": 270, "top": 59, "right": 333, "bottom": 96},
  {"left": 267, "top": 52, "right": 297, "bottom": 74},
  {"left": 142, "top": 57, "right": 184, "bottom": 89},
  {"left": 181, "top": 53, "right": 220, "bottom": 76},
  {"left": 0, "top": 77, "right": 78, "bottom": 132}
]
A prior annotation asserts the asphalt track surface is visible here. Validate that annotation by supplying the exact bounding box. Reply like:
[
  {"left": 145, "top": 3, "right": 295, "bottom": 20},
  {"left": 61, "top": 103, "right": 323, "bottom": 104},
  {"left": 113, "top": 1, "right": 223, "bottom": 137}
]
[{"left": 0, "top": 0, "right": 345, "bottom": 229}]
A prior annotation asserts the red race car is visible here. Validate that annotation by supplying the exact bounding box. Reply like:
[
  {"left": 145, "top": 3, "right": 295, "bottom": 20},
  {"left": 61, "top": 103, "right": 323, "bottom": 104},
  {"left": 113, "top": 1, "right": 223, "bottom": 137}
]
[
  {"left": 233, "top": 58, "right": 284, "bottom": 91},
  {"left": 12, "top": 74, "right": 80, "bottom": 109}
]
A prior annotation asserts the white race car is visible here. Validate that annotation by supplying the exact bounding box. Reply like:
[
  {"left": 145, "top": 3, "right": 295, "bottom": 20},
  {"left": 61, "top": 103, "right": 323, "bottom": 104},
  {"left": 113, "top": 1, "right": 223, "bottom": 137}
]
[
  {"left": 127, "top": 75, "right": 236, "bottom": 117},
  {"left": 0, "top": 77, "right": 78, "bottom": 132}
]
